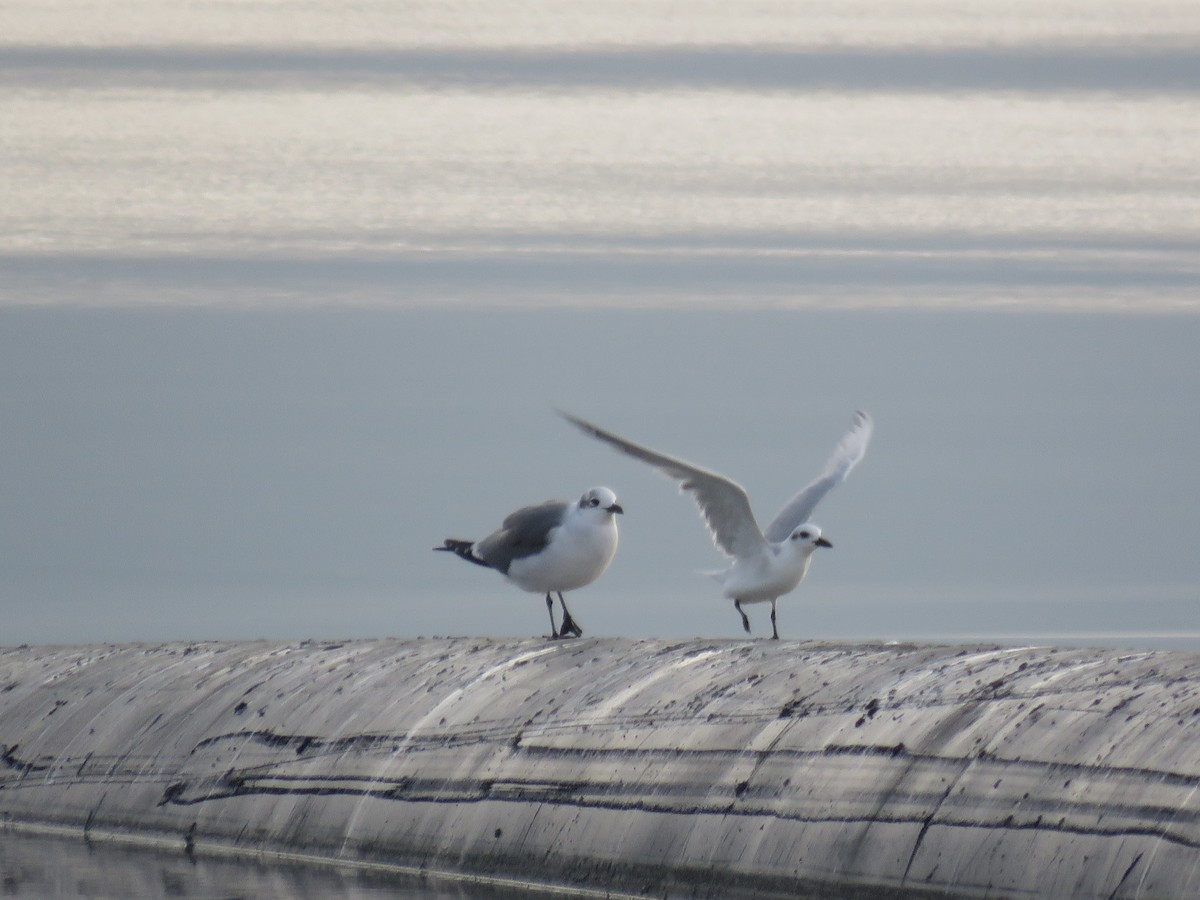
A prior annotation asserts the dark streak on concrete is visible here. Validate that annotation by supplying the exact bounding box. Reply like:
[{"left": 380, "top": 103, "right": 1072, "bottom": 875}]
[{"left": 1, "top": 637, "right": 1199, "bottom": 898}]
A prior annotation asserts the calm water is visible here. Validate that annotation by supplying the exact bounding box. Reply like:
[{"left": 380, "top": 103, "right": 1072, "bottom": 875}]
[
  {"left": 2, "top": 0, "right": 1199, "bottom": 636},
  {"left": 2, "top": 2, "right": 1200, "bottom": 893},
  {"left": 0, "top": 827, "right": 522, "bottom": 899},
  {"left": 4, "top": 0, "right": 1199, "bottom": 311},
  {"left": 2, "top": 3, "right": 1199, "bottom": 636}
]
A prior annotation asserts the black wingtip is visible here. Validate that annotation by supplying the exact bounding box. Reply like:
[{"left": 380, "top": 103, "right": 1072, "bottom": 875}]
[
  {"left": 435, "top": 539, "right": 493, "bottom": 569},
  {"left": 557, "top": 409, "right": 590, "bottom": 432},
  {"left": 561, "top": 412, "right": 618, "bottom": 451}
]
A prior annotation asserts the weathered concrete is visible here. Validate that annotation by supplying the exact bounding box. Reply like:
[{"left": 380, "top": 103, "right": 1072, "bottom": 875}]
[{"left": 1, "top": 637, "right": 1197, "bottom": 898}]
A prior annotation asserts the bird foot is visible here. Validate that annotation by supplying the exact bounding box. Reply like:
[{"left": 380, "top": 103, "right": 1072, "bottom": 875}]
[{"left": 559, "top": 614, "right": 583, "bottom": 638}]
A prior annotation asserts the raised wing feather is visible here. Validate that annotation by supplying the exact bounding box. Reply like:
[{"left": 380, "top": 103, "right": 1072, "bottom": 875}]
[
  {"left": 561, "top": 413, "right": 766, "bottom": 559},
  {"left": 764, "top": 410, "right": 873, "bottom": 543}
]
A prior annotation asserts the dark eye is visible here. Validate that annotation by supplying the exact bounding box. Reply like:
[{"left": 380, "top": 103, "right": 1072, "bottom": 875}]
[
  {"left": 798, "top": 530, "right": 810, "bottom": 539},
  {"left": 590, "top": 498, "right": 600, "bottom": 507}
]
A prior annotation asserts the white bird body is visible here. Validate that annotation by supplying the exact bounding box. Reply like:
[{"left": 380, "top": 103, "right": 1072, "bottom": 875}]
[
  {"left": 505, "top": 504, "right": 620, "bottom": 594},
  {"left": 436, "top": 486, "right": 623, "bottom": 638},
  {"left": 709, "top": 539, "right": 817, "bottom": 604},
  {"left": 563, "top": 411, "right": 871, "bottom": 639}
]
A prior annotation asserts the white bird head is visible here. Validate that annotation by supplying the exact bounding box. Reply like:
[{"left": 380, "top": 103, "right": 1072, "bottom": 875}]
[
  {"left": 577, "top": 486, "right": 624, "bottom": 518},
  {"left": 786, "top": 524, "right": 832, "bottom": 552}
]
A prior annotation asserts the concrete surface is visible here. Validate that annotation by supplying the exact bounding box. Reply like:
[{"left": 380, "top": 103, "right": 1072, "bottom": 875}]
[{"left": 1, "top": 637, "right": 1197, "bottom": 898}]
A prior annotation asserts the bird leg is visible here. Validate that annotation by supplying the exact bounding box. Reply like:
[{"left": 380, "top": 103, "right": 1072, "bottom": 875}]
[
  {"left": 545, "top": 592, "right": 559, "bottom": 638},
  {"left": 557, "top": 592, "right": 583, "bottom": 638},
  {"left": 735, "top": 599, "right": 751, "bottom": 635},
  {"left": 770, "top": 599, "right": 780, "bottom": 640}
]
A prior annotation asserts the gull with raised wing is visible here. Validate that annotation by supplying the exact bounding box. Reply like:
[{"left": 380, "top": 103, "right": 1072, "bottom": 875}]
[
  {"left": 561, "top": 412, "right": 871, "bottom": 639},
  {"left": 435, "top": 487, "right": 623, "bottom": 638}
]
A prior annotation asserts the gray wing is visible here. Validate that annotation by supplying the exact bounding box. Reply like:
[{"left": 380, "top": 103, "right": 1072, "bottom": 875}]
[
  {"left": 561, "top": 412, "right": 766, "bottom": 559},
  {"left": 764, "top": 410, "right": 873, "bottom": 543},
  {"left": 474, "top": 500, "right": 568, "bottom": 574}
]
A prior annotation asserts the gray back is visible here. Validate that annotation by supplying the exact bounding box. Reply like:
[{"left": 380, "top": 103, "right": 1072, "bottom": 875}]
[{"left": 475, "top": 501, "right": 568, "bottom": 574}]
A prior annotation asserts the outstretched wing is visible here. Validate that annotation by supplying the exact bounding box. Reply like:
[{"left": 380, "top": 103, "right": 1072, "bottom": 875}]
[
  {"left": 764, "top": 410, "right": 873, "bottom": 543},
  {"left": 561, "top": 412, "right": 766, "bottom": 559}
]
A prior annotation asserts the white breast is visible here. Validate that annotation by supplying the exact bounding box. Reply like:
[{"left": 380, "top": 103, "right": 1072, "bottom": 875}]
[
  {"left": 718, "top": 546, "right": 813, "bottom": 604},
  {"left": 505, "top": 516, "right": 618, "bottom": 594}
]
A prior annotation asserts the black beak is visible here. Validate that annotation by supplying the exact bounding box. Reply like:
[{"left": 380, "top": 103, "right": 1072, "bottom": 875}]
[
  {"left": 815, "top": 536, "right": 832, "bottom": 548},
  {"left": 608, "top": 503, "right": 624, "bottom": 515}
]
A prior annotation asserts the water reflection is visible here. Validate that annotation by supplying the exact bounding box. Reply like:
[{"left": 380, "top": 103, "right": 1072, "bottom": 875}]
[
  {"left": 6, "top": 44, "right": 1198, "bottom": 93},
  {"left": 0, "top": 828, "right": 512, "bottom": 900}
]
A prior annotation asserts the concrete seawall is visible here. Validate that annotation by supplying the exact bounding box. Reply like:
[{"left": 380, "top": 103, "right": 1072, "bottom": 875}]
[{"left": 1, "top": 637, "right": 1197, "bottom": 898}]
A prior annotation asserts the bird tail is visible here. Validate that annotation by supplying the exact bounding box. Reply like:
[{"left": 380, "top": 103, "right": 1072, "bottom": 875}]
[
  {"left": 702, "top": 568, "right": 728, "bottom": 585},
  {"left": 434, "top": 539, "right": 492, "bottom": 569}
]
